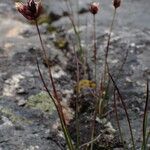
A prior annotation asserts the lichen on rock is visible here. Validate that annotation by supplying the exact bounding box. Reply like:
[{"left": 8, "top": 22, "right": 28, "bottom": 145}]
[{"left": 26, "top": 92, "right": 56, "bottom": 114}]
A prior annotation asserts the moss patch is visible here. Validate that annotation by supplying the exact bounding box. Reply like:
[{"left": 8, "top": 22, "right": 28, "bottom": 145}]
[
  {"left": 26, "top": 92, "right": 56, "bottom": 114},
  {"left": 75, "top": 79, "right": 96, "bottom": 93}
]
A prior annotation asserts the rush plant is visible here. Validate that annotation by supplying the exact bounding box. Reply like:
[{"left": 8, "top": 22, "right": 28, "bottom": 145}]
[{"left": 15, "top": 0, "right": 149, "bottom": 149}]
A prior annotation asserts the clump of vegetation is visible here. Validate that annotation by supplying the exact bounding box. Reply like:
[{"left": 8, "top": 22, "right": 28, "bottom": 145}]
[{"left": 15, "top": 0, "right": 149, "bottom": 150}]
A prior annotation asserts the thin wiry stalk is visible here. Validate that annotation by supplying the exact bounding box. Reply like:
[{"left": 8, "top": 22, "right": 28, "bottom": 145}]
[
  {"left": 90, "top": 87, "right": 102, "bottom": 150},
  {"left": 114, "top": 90, "right": 125, "bottom": 149},
  {"left": 35, "top": 20, "right": 65, "bottom": 124},
  {"left": 35, "top": 21, "right": 74, "bottom": 150},
  {"left": 104, "top": 8, "right": 116, "bottom": 80},
  {"left": 98, "top": 78, "right": 104, "bottom": 115},
  {"left": 89, "top": 78, "right": 106, "bottom": 149},
  {"left": 142, "top": 79, "right": 149, "bottom": 150},
  {"left": 84, "top": 16, "right": 89, "bottom": 78},
  {"left": 62, "top": 0, "right": 83, "bottom": 61},
  {"left": 109, "top": 72, "right": 136, "bottom": 150},
  {"left": 101, "top": 8, "right": 117, "bottom": 119},
  {"left": 35, "top": 56, "right": 74, "bottom": 150},
  {"left": 64, "top": 0, "right": 88, "bottom": 80},
  {"left": 117, "top": 48, "right": 129, "bottom": 77},
  {"left": 35, "top": 57, "right": 56, "bottom": 110},
  {"left": 93, "top": 14, "right": 97, "bottom": 83},
  {"left": 73, "top": 44, "right": 80, "bottom": 149},
  {"left": 35, "top": 20, "right": 59, "bottom": 102},
  {"left": 90, "top": 105, "right": 97, "bottom": 150},
  {"left": 105, "top": 8, "right": 116, "bottom": 62},
  {"left": 146, "top": 130, "right": 150, "bottom": 145},
  {"left": 100, "top": 78, "right": 111, "bottom": 116},
  {"left": 67, "top": 0, "right": 74, "bottom": 17},
  {"left": 80, "top": 131, "right": 105, "bottom": 149},
  {"left": 69, "top": 15, "right": 83, "bottom": 61},
  {"left": 76, "top": 0, "right": 80, "bottom": 27}
]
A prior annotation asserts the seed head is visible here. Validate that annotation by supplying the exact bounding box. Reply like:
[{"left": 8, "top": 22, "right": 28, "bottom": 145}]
[
  {"left": 15, "top": 0, "right": 42, "bottom": 20},
  {"left": 89, "top": 2, "right": 100, "bottom": 15},
  {"left": 113, "top": 0, "right": 121, "bottom": 9}
]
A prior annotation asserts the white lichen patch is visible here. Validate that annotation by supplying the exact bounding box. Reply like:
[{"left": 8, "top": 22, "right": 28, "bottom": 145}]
[
  {"left": 61, "top": 89, "right": 73, "bottom": 102},
  {"left": 51, "top": 65, "right": 66, "bottom": 79},
  {"left": 4, "top": 42, "right": 15, "bottom": 50},
  {"left": 2, "top": 74, "right": 24, "bottom": 97},
  {"left": 125, "top": 77, "right": 132, "bottom": 83},
  {"left": 0, "top": 116, "right": 13, "bottom": 130},
  {"left": 25, "top": 145, "right": 39, "bottom": 150},
  {"left": 110, "top": 59, "right": 119, "bottom": 64},
  {"left": 104, "top": 122, "right": 116, "bottom": 134}
]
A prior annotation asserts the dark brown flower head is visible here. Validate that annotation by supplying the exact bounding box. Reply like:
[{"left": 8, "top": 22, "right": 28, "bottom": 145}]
[
  {"left": 89, "top": 2, "right": 100, "bottom": 15},
  {"left": 113, "top": 0, "right": 121, "bottom": 9},
  {"left": 15, "top": 0, "right": 42, "bottom": 20}
]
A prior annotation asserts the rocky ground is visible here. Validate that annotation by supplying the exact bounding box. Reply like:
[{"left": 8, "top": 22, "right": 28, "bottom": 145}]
[{"left": 0, "top": 0, "right": 150, "bottom": 150}]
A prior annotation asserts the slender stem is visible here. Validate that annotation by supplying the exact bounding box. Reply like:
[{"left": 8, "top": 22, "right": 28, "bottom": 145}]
[
  {"left": 67, "top": 0, "right": 74, "bottom": 18},
  {"left": 90, "top": 79, "right": 105, "bottom": 150},
  {"left": 90, "top": 17, "right": 98, "bottom": 148},
  {"left": 114, "top": 90, "right": 125, "bottom": 149},
  {"left": 90, "top": 95, "right": 101, "bottom": 150},
  {"left": 105, "top": 9, "right": 116, "bottom": 62},
  {"left": 146, "top": 130, "right": 150, "bottom": 146},
  {"left": 104, "top": 8, "right": 116, "bottom": 80},
  {"left": 83, "top": 16, "right": 88, "bottom": 79},
  {"left": 35, "top": 20, "right": 59, "bottom": 101},
  {"left": 76, "top": 0, "right": 80, "bottom": 27},
  {"left": 37, "top": 20, "right": 67, "bottom": 122},
  {"left": 35, "top": 19, "right": 65, "bottom": 123},
  {"left": 35, "top": 57, "right": 62, "bottom": 119},
  {"left": 109, "top": 72, "right": 136, "bottom": 150},
  {"left": 73, "top": 45, "right": 80, "bottom": 149},
  {"left": 35, "top": 57, "right": 56, "bottom": 107},
  {"left": 34, "top": 20, "right": 74, "bottom": 150},
  {"left": 80, "top": 131, "right": 105, "bottom": 149},
  {"left": 142, "top": 79, "right": 149, "bottom": 150},
  {"left": 93, "top": 14, "right": 97, "bottom": 83},
  {"left": 101, "top": 9, "right": 117, "bottom": 122},
  {"left": 63, "top": 0, "right": 83, "bottom": 61},
  {"left": 71, "top": 16, "right": 83, "bottom": 61},
  {"left": 35, "top": 56, "right": 74, "bottom": 150},
  {"left": 90, "top": 106, "right": 97, "bottom": 150},
  {"left": 117, "top": 48, "right": 129, "bottom": 78}
]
